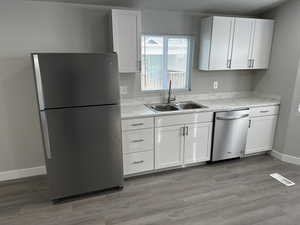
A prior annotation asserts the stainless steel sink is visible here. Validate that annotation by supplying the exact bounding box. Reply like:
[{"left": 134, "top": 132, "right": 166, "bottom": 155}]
[
  {"left": 146, "top": 101, "right": 207, "bottom": 112},
  {"left": 175, "top": 101, "right": 207, "bottom": 110},
  {"left": 146, "top": 103, "right": 179, "bottom": 112}
]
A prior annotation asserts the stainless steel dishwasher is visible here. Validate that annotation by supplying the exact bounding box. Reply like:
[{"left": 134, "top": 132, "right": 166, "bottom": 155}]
[{"left": 212, "top": 109, "right": 250, "bottom": 162}]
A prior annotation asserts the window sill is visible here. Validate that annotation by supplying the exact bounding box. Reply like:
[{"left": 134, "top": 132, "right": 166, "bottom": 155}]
[{"left": 141, "top": 88, "right": 191, "bottom": 93}]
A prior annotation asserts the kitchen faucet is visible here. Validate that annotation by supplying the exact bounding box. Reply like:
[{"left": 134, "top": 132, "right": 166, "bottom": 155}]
[{"left": 167, "top": 80, "right": 176, "bottom": 104}]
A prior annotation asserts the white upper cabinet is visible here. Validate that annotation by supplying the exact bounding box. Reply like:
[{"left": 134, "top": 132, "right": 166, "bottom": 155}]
[
  {"left": 199, "top": 16, "right": 234, "bottom": 70},
  {"left": 111, "top": 9, "right": 141, "bottom": 73},
  {"left": 199, "top": 16, "right": 274, "bottom": 71},
  {"left": 230, "top": 18, "right": 255, "bottom": 70},
  {"left": 250, "top": 19, "right": 274, "bottom": 69}
]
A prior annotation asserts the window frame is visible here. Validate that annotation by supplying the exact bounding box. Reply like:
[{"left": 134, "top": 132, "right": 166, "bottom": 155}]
[{"left": 140, "top": 34, "right": 194, "bottom": 92}]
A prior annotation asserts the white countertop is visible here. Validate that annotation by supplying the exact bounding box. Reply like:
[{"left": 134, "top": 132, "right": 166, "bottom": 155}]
[{"left": 121, "top": 95, "right": 280, "bottom": 119}]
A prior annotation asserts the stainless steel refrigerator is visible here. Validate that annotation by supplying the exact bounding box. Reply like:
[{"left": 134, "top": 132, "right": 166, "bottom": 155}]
[{"left": 32, "top": 53, "right": 123, "bottom": 200}]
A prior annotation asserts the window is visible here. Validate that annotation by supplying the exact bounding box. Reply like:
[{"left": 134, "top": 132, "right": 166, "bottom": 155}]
[{"left": 141, "top": 35, "right": 193, "bottom": 91}]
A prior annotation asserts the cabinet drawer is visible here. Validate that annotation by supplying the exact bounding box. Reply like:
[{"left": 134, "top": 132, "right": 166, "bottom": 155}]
[
  {"left": 122, "top": 117, "right": 154, "bottom": 131},
  {"left": 122, "top": 129, "right": 153, "bottom": 153},
  {"left": 155, "top": 112, "right": 213, "bottom": 127},
  {"left": 123, "top": 151, "right": 154, "bottom": 175},
  {"left": 250, "top": 106, "right": 279, "bottom": 117}
]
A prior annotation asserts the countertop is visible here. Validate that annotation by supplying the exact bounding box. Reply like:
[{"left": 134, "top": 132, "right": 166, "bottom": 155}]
[{"left": 121, "top": 95, "right": 280, "bottom": 119}]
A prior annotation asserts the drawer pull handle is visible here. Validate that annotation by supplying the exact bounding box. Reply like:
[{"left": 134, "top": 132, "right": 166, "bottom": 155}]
[
  {"left": 260, "top": 110, "right": 269, "bottom": 113},
  {"left": 132, "top": 139, "right": 145, "bottom": 143},
  {"left": 131, "top": 123, "right": 144, "bottom": 126},
  {"left": 132, "top": 160, "right": 144, "bottom": 164}
]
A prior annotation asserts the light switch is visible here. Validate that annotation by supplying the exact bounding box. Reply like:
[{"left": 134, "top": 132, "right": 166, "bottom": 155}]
[
  {"left": 213, "top": 81, "right": 218, "bottom": 89},
  {"left": 120, "top": 86, "right": 128, "bottom": 95}
]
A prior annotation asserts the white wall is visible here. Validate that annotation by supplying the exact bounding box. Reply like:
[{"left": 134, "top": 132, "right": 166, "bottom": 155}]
[{"left": 254, "top": 0, "right": 300, "bottom": 157}]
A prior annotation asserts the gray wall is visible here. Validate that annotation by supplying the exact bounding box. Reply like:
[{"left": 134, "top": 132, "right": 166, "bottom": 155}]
[
  {"left": 0, "top": 0, "right": 110, "bottom": 172},
  {"left": 121, "top": 10, "right": 254, "bottom": 98},
  {"left": 0, "top": 0, "right": 254, "bottom": 173},
  {"left": 284, "top": 62, "right": 300, "bottom": 157},
  {"left": 254, "top": 0, "right": 300, "bottom": 157}
]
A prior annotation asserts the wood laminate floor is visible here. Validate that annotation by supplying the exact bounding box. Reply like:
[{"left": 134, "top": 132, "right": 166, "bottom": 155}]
[{"left": 1, "top": 155, "right": 300, "bottom": 225}]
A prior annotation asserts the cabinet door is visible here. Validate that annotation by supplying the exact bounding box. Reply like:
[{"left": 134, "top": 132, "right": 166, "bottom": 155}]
[
  {"left": 155, "top": 125, "right": 184, "bottom": 169},
  {"left": 245, "top": 116, "right": 277, "bottom": 154},
  {"left": 231, "top": 18, "right": 255, "bottom": 70},
  {"left": 209, "top": 16, "right": 235, "bottom": 70},
  {"left": 184, "top": 123, "right": 212, "bottom": 164},
  {"left": 251, "top": 19, "right": 274, "bottom": 69},
  {"left": 112, "top": 9, "right": 141, "bottom": 73}
]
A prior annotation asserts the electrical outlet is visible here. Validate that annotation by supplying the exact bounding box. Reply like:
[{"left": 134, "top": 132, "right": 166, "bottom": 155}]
[
  {"left": 120, "top": 86, "right": 128, "bottom": 95},
  {"left": 213, "top": 81, "right": 218, "bottom": 89}
]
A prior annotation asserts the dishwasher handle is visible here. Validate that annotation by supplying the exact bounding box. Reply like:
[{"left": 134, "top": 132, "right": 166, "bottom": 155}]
[{"left": 216, "top": 114, "right": 249, "bottom": 121}]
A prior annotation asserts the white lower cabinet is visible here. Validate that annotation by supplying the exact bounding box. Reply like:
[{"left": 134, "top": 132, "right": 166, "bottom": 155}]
[
  {"left": 155, "top": 122, "right": 213, "bottom": 169},
  {"left": 122, "top": 106, "right": 279, "bottom": 177},
  {"left": 122, "top": 117, "right": 154, "bottom": 176},
  {"left": 122, "top": 129, "right": 153, "bottom": 154},
  {"left": 123, "top": 151, "right": 154, "bottom": 175},
  {"left": 245, "top": 115, "right": 278, "bottom": 154},
  {"left": 184, "top": 123, "right": 212, "bottom": 164},
  {"left": 155, "top": 125, "right": 184, "bottom": 169}
]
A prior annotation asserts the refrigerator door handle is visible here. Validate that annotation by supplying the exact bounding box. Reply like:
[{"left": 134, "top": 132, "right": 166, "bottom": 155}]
[
  {"left": 40, "top": 112, "right": 52, "bottom": 159},
  {"left": 32, "top": 54, "right": 45, "bottom": 110}
]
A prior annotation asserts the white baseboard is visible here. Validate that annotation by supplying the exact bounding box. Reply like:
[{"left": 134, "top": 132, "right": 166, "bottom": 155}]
[
  {"left": 0, "top": 150, "right": 298, "bottom": 182},
  {"left": 0, "top": 166, "right": 46, "bottom": 182},
  {"left": 270, "top": 150, "right": 300, "bottom": 166}
]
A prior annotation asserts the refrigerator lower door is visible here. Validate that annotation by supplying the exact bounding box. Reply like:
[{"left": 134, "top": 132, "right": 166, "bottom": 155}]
[{"left": 40, "top": 105, "right": 123, "bottom": 200}]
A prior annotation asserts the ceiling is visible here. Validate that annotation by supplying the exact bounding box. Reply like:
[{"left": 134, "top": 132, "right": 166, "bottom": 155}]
[{"left": 31, "top": 0, "right": 288, "bottom": 15}]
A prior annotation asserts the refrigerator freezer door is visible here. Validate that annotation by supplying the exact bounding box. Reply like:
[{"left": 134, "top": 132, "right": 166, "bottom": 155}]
[
  {"left": 40, "top": 105, "right": 123, "bottom": 200},
  {"left": 33, "top": 53, "right": 120, "bottom": 110}
]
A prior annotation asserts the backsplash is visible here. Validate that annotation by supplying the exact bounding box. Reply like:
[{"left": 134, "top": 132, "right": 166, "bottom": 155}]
[
  {"left": 121, "top": 91, "right": 252, "bottom": 106},
  {"left": 120, "top": 69, "right": 254, "bottom": 99},
  {"left": 121, "top": 90, "right": 281, "bottom": 106}
]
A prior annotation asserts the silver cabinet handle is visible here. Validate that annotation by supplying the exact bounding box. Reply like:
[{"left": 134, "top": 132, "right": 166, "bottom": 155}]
[
  {"left": 252, "top": 59, "right": 255, "bottom": 68},
  {"left": 227, "top": 59, "right": 232, "bottom": 69},
  {"left": 248, "top": 59, "right": 252, "bottom": 68},
  {"left": 131, "top": 123, "right": 144, "bottom": 127},
  {"left": 138, "top": 60, "right": 142, "bottom": 72},
  {"left": 181, "top": 127, "right": 185, "bottom": 136},
  {"left": 131, "top": 139, "right": 144, "bottom": 143},
  {"left": 248, "top": 59, "right": 255, "bottom": 68},
  {"left": 132, "top": 160, "right": 144, "bottom": 165},
  {"left": 216, "top": 114, "right": 249, "bottom": 120},
  {"left": 185, "top": 126, "right": 189, "bottom": 136},
  {"left": 260, "top": 110, "right": 269, "bottom": 113},
  {"left": 249, "top": 119, "right": 252, "bottom": 128}
]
